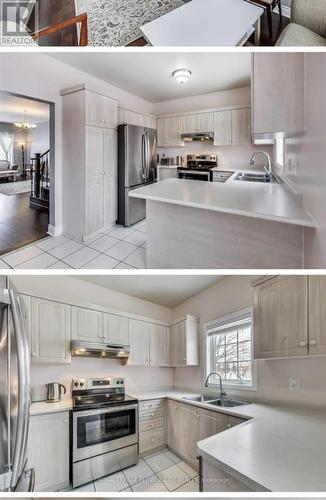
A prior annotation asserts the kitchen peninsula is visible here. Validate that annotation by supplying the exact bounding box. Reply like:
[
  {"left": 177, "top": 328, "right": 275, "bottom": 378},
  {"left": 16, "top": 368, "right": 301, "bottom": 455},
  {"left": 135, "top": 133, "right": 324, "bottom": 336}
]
[{"left": 129, "top": 176, "right": 315, "bottom": 269}]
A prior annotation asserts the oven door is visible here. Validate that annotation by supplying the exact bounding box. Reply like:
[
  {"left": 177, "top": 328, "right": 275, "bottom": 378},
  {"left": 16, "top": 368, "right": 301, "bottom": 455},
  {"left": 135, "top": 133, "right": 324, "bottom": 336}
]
[
  {"left": 73, "top": 404, "right": 138, "bottom": 462},
  {"left": 178, "top": 170, "right": 211, "bottom": 181}
]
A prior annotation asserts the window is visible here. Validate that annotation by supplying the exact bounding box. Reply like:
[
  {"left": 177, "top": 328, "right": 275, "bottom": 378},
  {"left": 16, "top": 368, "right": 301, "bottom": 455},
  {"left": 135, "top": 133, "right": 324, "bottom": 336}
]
[
  {"left": 205, "top": 308, "right": 255, "bottom": 389},
  {"left": 276, "top": 138, "right": 284, "bottom": 168},
  {"left": 0, "top": 133, "right": 14, "bottom": 163}
]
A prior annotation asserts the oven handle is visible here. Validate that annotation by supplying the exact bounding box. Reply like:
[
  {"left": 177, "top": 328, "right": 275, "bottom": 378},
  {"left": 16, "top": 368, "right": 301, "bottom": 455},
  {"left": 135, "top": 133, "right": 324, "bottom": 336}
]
[{"left": 74, "top": 403, "right": 139, "bottom": 418}]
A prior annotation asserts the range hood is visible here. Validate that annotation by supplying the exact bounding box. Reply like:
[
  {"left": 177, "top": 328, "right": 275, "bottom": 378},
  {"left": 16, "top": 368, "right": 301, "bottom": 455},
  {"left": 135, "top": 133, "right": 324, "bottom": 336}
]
[
  {"left": 71, "top": 340, "right": 130, "bottom": 365},
  {"left": 181, "top": 132, "right": 214, "bottom": 142}
]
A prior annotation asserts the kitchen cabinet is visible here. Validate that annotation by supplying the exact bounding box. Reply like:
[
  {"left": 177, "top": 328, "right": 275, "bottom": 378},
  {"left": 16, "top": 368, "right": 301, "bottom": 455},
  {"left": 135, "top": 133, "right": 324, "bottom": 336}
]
[
  {"left": 158, "top": 167, "right": 178, "bottom": 181},
  {"left": 197, "top": 112, "right": 215, "bottom": 132},
  {"left": 253, "top": 276, "right": 308, "bottom": 359},
  {"left": 61, "top": 85, "right": 118, "bottom": 242},
  {"left": 31, "top": 298, "right": 71, "bottom": 364},
  {"left": 129, "top": 319, "right": 150, "bottom": 365},
  {"left": 252, "top": 53, "right": 305, "bottom": 137},
  {"left": 180, "top": 114, "right": 197, "bottom": 134},
  {"left": 213, "top": 110, "right": 232, "bottom": 145},
  {"left": 139, "top": 399, "right": 165, "bottom": 455},
  {"left": 149, "top": 324, "right": 170, "bottom": 366},
  {"left": 178, "top": 403, "right": 201, "bottom": 467},
  {"left": 232, "top": 108, "right": 251, "bottom": 145},
  {"left": 28, "top": 411, "right": 70, "bottom": 491},
  {"left": 308, "top": 276, "right": 326, "bottom": 355},
  {"left": 171, "top": 116, "right": 184, "bottom": 146},
  {"left": 170, "top": 315, "right": 199, "bottom": 366},
  {"left": 157, "top": 117, "right": 172, "bottom": 146},
  {"left": 71, "top": 306, "right": 103, "bottom": 342},
  {"left": 201, "top": 458, "right": 254, "bottom": 492},
  {"left": 103, "top": 313, "right": 129, "bottom": 345},
  {"left": 86, "top": 90, "right": 118, "bottom": 129},
  {"left": 166, "top": 399, "right": 180, "bottom": 451},
  {"left": 118, "top": 107, "right": 157, "bottom": 129}
]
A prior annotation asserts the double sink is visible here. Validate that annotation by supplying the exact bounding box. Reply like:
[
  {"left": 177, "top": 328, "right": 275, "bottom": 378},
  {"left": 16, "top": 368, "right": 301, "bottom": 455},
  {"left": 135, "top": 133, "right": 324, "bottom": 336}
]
[{"left": 183, "top": 395, "right": 249, "bottom": 408}]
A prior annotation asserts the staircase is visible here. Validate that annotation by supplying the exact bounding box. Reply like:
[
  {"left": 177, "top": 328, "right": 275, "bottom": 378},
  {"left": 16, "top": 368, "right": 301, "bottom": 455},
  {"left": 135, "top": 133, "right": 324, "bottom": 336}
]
[{"left": 30, "top": 150, "right": 50, "bottom": 212}]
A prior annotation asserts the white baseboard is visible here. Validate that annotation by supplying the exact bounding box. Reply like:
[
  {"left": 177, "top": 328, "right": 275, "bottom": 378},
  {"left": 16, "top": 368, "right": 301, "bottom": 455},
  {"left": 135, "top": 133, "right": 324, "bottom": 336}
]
[{"left": 47, "top": 224, "right": 62, "bottom": 237}]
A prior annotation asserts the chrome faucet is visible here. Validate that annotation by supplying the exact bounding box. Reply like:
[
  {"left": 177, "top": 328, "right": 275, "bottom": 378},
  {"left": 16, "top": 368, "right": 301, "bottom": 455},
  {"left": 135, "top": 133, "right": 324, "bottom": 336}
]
[
  {"left": 250, "top": 151, "right": 273, "bottom": 181},
  {"left": 205, "top": 372, "right": 227, "bottom": 400}
]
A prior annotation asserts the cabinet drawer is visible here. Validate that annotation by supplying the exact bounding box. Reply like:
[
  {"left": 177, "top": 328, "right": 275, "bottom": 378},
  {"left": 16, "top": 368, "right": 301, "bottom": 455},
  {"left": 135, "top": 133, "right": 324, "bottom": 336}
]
[
  {"left": 139, "top": 408, "right": 164, "bottom": 422},
  {"left": 139, "top": 418, "right": 164, "bottom": 433},
  {"left": 139, "top": 428, "right": 165, "bottom": 454},
  {"left": 139, "top": 399, "right": 164, "bottom": 411}
]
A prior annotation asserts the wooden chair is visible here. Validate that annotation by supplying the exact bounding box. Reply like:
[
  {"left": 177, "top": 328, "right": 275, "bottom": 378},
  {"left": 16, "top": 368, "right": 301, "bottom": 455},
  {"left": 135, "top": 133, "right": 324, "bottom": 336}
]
[{"left": 247, "top": 0, "right": 282, "bottom": 39}]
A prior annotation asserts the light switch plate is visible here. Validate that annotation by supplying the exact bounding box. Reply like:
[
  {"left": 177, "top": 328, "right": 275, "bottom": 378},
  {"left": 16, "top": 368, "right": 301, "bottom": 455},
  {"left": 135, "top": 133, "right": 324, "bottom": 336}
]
[{"left": 289, "top": 377, "right": 300, "bottom": 390}]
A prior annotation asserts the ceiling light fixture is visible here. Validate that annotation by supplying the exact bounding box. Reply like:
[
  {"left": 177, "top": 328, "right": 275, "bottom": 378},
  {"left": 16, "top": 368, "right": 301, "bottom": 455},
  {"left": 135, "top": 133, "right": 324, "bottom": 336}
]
[
  {"left": 172, "top": 68, "right": 192, "bottom": 84},
  {"left": 14, "top": 110, "right": 37, "bottom": 133}
]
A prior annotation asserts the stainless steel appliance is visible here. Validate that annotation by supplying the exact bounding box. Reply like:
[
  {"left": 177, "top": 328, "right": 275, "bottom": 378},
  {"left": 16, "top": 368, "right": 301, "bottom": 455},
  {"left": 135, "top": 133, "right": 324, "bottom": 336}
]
[
  {"left": 178, "top": 154, "right": 217, "bottom": 181},
  {"left": 118, "top": 124, "right": 157, "bottom": 227},
  {"left": 72, "top": 378, "right": 138, "bottom": 488},
  {"left": 0, "top": 277, "right": 34, "bottom": 492},
  {"left": 45, "top": 382, "right": 66, "bottom": 403},
  {"left": 71, "top": 340, "right": 130, "bottom": 364},
  {"left": 181, "top": 132, "right": 214, "bottom": 142}
]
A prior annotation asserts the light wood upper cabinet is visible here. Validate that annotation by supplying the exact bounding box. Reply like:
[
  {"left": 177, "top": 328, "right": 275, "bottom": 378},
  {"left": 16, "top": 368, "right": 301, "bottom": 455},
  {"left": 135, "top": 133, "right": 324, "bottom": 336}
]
[
  {"left": 197, "top": 112, "right": 215, "bottom": 132},
  {"left": 71, "top": 306, "right": 103, "bottom": 342},
  {"left": 252, "top": 53, "right": 305, "bottom": 136},
  {"left": 118, "top": 107, "right": 157, "bottom": 129},
  {"left": 28, "top": 411, "right": 70, "bottom": 491},
  {"left": 232, "top": 108, "right": 251, "bottom": 145},
  {"left": 253, "top": 276, "right": 308, "bottom": 359},
  {"left": 103, "top": 313, "right": 129, "bottom": 345},
  {"left": 180, "top": 114, "right": 197, "bottom": 134},
  {"left": 129, "top": 319, "right": 150, "bottom": 365},
  {"left": 31, "top": 298, "right": 71, "bottom": 364},
  {"left": 157, "top": 117, "right": 172, "bottom": 146},
  {"left": 149, "top": 324, "right": 170, "bottom": 366},
  {"left": 213, "top": 111, "right": 232, "bottom": 145},
  {"left": 171, "top": 116, "right": 184, "bottom": 146},
  {"left": 308, "top": 276, "right": 326, "bottom": 355},
  {"left": 86, "top": 90, "right": 118, "bottom": 129},
  {"left": 170, "top": 315, "right": 199, "bottom": 366}
]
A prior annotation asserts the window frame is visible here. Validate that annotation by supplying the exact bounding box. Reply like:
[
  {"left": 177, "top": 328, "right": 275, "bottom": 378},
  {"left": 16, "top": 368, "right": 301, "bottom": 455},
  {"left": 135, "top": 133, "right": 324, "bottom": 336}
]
[{"left": 203, "top": 307, "right": 257, "bottom": 392}]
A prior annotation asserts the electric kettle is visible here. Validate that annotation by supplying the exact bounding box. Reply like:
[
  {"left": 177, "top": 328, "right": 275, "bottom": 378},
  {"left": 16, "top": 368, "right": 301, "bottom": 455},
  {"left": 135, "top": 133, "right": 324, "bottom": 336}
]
[{"left": 46, "top": 382, "right": 66, "bottom": 403}]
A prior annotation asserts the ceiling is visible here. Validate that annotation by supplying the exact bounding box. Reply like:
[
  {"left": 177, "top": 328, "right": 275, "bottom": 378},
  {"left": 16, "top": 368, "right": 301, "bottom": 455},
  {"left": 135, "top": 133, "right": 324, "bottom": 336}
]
[
  {"left": 0, "top": 93, "right": 50, "bottom": 124},
  {"left": 78, "top": 275, "right": 222, "bottom": 308},
  {"left": 51, "top": 52, "right": 251, "bottom": 103}
]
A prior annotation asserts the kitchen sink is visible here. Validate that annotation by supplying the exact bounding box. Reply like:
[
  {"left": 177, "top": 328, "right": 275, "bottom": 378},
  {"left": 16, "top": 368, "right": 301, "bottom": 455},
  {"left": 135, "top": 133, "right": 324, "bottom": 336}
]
[
  {"left": 207, "top": 399, "right": 249, "bottom": 407},
  {"left": 182, "top": 395, "right": 215, "bottom": 403},
  {"left": 235, "top": 172, "right": 278, "bottom": 184}
]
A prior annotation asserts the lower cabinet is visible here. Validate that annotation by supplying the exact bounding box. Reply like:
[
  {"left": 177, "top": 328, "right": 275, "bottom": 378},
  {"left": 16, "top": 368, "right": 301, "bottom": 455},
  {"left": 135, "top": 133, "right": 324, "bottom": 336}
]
[
  {"left": 28, "top": 411, "right": 70, "bottom": 491},
  {"left": 201, "top": 458, "right": 255, "bottom": 492},
  {"left": 139, "top": 399, "right": 165, "bottom": 455}
]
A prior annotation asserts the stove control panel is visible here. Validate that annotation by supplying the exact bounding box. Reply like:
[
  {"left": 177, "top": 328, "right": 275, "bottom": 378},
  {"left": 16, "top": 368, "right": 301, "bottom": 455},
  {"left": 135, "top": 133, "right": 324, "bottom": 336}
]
[{"left": 72, "top": 378, "right": 125, "bottom": 390}]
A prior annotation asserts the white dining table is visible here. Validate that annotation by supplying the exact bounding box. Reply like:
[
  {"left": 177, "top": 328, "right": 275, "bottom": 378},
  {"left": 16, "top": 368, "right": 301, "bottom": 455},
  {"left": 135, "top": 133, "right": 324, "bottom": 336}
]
[{"left": 141, "top": 0, "right": 264, "bottom": 46}]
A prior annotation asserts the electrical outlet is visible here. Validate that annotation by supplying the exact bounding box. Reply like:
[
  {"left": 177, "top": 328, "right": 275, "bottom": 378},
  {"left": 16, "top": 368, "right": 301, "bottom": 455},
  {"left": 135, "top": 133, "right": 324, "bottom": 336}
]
[
  {"left": 289, "top": 377, "right": 300, "bottom": 390},
  {"left": 285, "top": 157, "right": 299, "bottom": 177}
]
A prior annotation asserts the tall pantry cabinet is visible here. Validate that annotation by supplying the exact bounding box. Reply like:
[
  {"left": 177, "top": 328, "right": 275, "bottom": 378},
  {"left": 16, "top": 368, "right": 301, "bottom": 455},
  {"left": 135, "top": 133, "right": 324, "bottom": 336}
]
[{"left": 61, "top": 84, "right": 118, "bottom": 242}]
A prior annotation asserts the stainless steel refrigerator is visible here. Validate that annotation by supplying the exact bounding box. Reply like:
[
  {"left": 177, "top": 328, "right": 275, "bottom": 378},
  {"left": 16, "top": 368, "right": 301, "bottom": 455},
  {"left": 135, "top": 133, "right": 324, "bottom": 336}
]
[
  {"left": 0, "top": 277, "right": 33, "bottom": 492},
  {"left": 118, "top": 124, "right": 157, "bottom": 226}
]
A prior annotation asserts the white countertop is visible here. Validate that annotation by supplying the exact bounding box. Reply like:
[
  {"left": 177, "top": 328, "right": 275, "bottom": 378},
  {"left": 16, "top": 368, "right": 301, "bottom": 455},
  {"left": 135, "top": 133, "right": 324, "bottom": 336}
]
[
  {"left": 130, "top": 177, "right": 315, "bottom": 228},
  {"left": 158, "top": 164, "right": 179, "bottom": 169},
  {"left": 29, "top": 389, "right": 326, "bottom": 490}
]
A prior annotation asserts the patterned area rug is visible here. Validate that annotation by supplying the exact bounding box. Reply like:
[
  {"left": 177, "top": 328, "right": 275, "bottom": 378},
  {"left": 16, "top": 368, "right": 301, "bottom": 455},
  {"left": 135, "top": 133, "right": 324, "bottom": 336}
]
[
  {"left": 0, "top": 180, "right": 30, "bottom": 196},
  {"left": 75, "top": 0, "right": 184, "bottom": 46}
]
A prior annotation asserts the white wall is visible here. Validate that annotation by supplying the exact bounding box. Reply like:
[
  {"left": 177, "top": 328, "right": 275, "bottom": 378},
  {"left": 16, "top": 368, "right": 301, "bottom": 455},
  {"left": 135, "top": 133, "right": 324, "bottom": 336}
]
[
  {"left": 280, "top": 54, "right": 326, "bottom": 268},
  {"left": 172, "top": 276, "right": 326, "bottom": 409},
  {"left": 30, "top": 121, "right": 49, "bottom": 157},
  {"left": 10, "top": 276, "right": 173, "bottom": 401},
  {"left": 0, "top": 53, "right": 154, "bottom": 233}
]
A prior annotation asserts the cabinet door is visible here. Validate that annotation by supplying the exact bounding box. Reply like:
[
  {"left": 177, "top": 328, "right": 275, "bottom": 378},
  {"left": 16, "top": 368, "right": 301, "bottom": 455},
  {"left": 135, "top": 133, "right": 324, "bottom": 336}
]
[
  {"left": 166, "top": 399, "right": 180, "bottom": 451},
  {"left": 197, "top": 112, "right": 214, "bottom": 132},
  {"left": 157, "top": 117, "right": 172, "bottom": 146},
  {"left": 180, "top": 114, "right": 197, "bottom": 134},
  {"left": 170, "top": 321, "right": 186, "bottom": 366},
  {"left": 28, "top": 412, "right": 70, "bottom": 491},
  {"left": 103, "top": 313, "right": 129, "bottom": 345},
  {"left": 232, "top": 108, "right": 251, "bottom": 145},
  {"left": 308, "top": 276, "right": 326, "bottom": 355},
  {"left": 252, "top": 53, "right": 305, "bottom": 135},
  {"left": 178, "top": 403, "right": 200, "bottom": 467},
  {"left": 129, "top": 319, "right": 150, "bottom": 365},
  {"left": 85, "top": 126, "right": 104, "bottom": 236},
  {"left": 103, "top": 128, "right": 118, "bottom": 227},
  {"left": 86, "top": 91, "right": 117, "bottom": 129},
  {"left": 214, "top": 111, "right": 232, "bottom": 145},
  {"left": 199, "top": 409, "right": 227, "bottom": 440},
  {"left": 149, "top": 324, "right": 170, "bottom": 366},
  {"left": 71, "top": 306, "right": 103, "bottom": 342},
  {"left": 171, "top": 116, "right": 184, "bottom": 146},
  {"left": 253, "top": 276, "right": 308, "bottom": 359},
  {"left": 31, "top": 298, "right": 71, "bottom": 364}
]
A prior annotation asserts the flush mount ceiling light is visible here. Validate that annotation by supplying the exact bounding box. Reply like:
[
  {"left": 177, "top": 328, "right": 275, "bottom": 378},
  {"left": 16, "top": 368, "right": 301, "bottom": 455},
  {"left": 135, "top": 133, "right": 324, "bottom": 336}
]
[{"left": 172, "top": 68, "right": 192, "bottom": 84}]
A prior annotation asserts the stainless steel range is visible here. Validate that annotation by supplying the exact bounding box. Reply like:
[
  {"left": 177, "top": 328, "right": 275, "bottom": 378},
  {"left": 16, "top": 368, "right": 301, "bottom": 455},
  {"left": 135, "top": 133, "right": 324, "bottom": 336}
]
[
  {"left": 72, "top": 378, "right": 138, "bottom": 488},
  {"left": 178, "top": 154, "right": 218, "bottom": 181}
]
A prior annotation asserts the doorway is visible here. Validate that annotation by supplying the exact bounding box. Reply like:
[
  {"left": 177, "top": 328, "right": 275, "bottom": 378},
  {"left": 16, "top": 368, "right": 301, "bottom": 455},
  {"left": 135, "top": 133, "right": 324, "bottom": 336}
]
[{"left": 0, "top": 92, "right": 55, "bottom": 255}]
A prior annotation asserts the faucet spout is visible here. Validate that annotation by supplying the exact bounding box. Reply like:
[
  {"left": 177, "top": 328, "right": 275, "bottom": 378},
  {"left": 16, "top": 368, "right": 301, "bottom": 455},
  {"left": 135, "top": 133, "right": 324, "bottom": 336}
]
[
  {"left": 250, "top": 151, "right": 273, "bottom": 180},
  {"left": 205, "top": 372, "right": 227, "bottom": 400}
]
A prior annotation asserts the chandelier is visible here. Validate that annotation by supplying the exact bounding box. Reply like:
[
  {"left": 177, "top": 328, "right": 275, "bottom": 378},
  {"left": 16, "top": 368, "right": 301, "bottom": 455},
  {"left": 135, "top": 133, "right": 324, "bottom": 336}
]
[{"left": 14, "top": 110, "right": 37, "bottom": 133}]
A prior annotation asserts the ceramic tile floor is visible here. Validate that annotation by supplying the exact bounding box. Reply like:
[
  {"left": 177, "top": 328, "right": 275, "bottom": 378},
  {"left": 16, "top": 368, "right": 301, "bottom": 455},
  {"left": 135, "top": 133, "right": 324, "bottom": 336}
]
[
  {"left": 71, "top": 449, "right": 199, "bottom": 493},
  {"left": 0, "top": 220, "right": 147, "bottom": 269}
]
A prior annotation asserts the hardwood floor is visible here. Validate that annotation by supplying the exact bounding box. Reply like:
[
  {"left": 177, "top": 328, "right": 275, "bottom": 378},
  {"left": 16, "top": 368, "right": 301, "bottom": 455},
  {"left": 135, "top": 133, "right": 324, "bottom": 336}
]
[{"left": 0, "top": 193, "right": 49, "bottom": 255}]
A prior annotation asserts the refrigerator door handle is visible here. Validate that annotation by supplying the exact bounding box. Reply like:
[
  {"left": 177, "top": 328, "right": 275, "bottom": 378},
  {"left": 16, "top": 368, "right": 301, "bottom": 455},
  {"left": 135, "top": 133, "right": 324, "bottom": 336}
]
[
  {"left": 141, "top": 132, "right": 146, "bottom": 180},
  {"left": 9, "top": 287, "right": 30, "bottom": 491},
  {"left": 146, "top": 132, "right": 150, "bottom": 180}
]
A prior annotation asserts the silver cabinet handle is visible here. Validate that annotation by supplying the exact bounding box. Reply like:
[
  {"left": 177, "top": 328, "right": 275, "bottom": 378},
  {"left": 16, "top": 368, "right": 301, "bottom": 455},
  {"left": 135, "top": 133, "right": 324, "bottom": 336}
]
[
  {"left": 309, "top": 340, "right": 317, "bottom": 346},
  {"left": 298, "top": 341, "right": 306, "bottom": 347}
]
